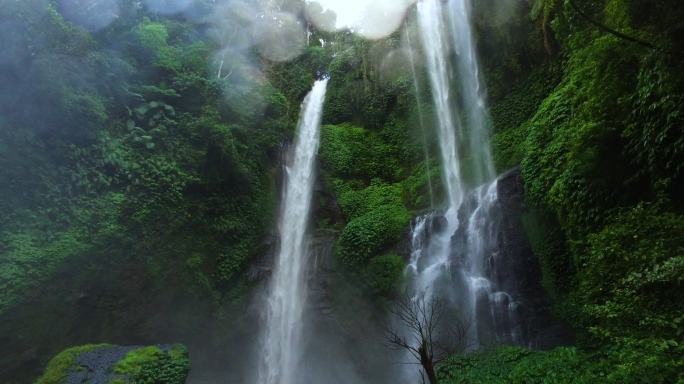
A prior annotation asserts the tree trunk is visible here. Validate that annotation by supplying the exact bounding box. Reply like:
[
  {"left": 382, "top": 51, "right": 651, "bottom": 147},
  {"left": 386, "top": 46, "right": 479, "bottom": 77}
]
[
  {"left": 419, "top": 344, "right": 438, "bottom": 384},
  {"left": 424, "top": 363, "right": 438, "bottom": 384}
]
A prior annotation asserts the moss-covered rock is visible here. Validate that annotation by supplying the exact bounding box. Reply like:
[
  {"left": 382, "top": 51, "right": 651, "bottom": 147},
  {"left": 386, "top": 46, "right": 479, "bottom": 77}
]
[
  {"left": 35, "top": 344, "right": 189, "bottom": 384},
  {"left": 35, "top": 344, "right": 110, "bottom": 384}
]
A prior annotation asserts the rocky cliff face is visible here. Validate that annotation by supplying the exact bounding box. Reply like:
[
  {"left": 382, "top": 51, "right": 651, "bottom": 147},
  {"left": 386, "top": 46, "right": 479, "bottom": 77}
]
[
  {"left": 494, "top": 168, "right": 572, "bottom": 349},
  {"left": 398, "top": 168, "right": 571, "bottom": 349}
]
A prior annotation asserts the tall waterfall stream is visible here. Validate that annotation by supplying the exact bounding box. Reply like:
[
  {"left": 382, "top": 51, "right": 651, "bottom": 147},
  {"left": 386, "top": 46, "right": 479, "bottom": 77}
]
[
  {"left": 259, "top": 1, "right": 546, "bottom": 381},
  {"left": 411, "top": 0, "right": 521, "bottom": 350},
  {"left": 259, "top": 79, "right": 328, "bottom": 384}
]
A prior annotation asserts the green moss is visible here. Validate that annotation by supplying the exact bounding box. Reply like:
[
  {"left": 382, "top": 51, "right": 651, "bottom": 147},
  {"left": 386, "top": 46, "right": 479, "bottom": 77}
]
[
  {"left": 335, "top": 179, "right": 404, "bottom": 221},
  {"left": 336, "top": 204, "right": 411, "bottom": 268},
  {"left": 35, "top": 344, "right": 110, "bottom": 384},
  {"left": 114, "top": 345, "right": 190, "bottom": 384},
  {"left": 320, "top": 123, "right": 402, "bottom": 181},
  {"left": 319, "top": 118, "right": 423, "bottom": 295},
  {"left": 521, "top": 208, "right": 575, "bottom": 309},
  {"left": 490, "top": 64, "right": 562, "bottom": 171},
  {"left": 36, "top": 344, "right": 190, "bottom": 384},
  {"left": 0, "top": 193, "right": 125, "bottom": 315},
  {"left": 362, "top": 253, "right": 406, "bottom": 295}
]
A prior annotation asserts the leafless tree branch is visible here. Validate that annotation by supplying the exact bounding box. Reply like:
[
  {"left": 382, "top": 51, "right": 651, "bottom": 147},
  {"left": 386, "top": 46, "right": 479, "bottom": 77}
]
[{"left": 384, "top": 293, "right": 471, "bottom": 384}]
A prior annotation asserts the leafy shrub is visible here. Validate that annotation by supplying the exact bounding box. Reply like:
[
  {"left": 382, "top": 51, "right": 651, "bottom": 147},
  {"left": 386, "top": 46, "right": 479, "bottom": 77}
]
[
  {"left": 335, "top": 180, "right": 404, "bottom": 221},
  {"left": 336, "top": 204, "right": 410, "bottom": 268},
  {"left": 579, "top": 204, "right": 684, "bottom": 343},
  {"left": 362, "top": 253, "right": 405, "bottom": 295},
  {"left": 114, "top": 345, "right": 190, "bottom": 384},
  {"left": 320, "top": 124, "right": 401, "bottom": 181},
  {"left": 437, "top": 346, "right": 598, "bottom": 384},
  {"left": 439, "top": 342, "right": 682, "bottom": 384}
]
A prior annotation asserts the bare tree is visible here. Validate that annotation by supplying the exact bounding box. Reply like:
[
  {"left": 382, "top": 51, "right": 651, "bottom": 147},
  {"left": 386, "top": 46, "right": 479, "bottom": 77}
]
[{"left": 385, "top": 294, "right": 472, "bottom": 384}]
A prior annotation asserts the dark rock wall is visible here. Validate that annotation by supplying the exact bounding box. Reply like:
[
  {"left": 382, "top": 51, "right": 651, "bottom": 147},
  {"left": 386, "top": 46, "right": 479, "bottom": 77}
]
[{"left": 495, "top": 168, "right": 572, "bottom": 349}]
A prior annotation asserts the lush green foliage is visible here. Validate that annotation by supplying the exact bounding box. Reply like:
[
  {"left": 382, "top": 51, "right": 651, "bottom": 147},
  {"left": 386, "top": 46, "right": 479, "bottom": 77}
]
[
  {"left": 0, "top": 2, "right": 297, "bottom": 380},
  {"left": 336, "top": 204, "right": 410, "bottom": 267},
  {"left": 0, "top": 1, "right": 289, "bottom": 317},
  {"left": 362, "top": 253, "right": 406, "bottom": 296},
  {"left": 439, "top": 342, "right": 683, "bottom": 384},
  {"left": 313, "top": 32, "right": 438, "bottom": 294},
  {"left": 482, "top": 0, "right": 684, "bottom": 381},
  {"left": 3, "top": 0, "right": 683, "bottom": 381},
  {"left": 113, "top": 345, "right": 190, "bottom": 384},
  {"left": 320, "top": 124, "right": 402, "bottom": 181},
  {"left": 580, "top": 204, "right": 684, "bottom": 341},
  {"left": 438, "top": 346, "right": 598, "bottom": 383},
  {"left": 320, "top": 124, "right": 414, "bottom": 294}
]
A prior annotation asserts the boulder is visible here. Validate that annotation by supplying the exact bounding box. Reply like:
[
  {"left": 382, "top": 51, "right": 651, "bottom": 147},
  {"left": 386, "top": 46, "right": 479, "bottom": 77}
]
[{"left": 35, "top": 344, "right": 189, "bottom": 384}]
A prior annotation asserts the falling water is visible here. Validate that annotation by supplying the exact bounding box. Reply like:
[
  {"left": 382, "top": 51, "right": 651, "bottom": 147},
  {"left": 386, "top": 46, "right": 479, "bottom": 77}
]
[
  {"left": 259, "top": 79, "right": 328, "bottom": 384},
  {"left": 411, "top": 0, "right": 466, "bottom": 309},
  {"left": 446, "top": 0, "right": 495, "bottom": 185},
  {"left": 404, "top": 25, "right": 435, "bottom": 208},
  {"left": 411, "top": 0, "right": 520, "bottom": 348},
  {"left": 416, "top": 0, "right": 465, "bottom": 220}
]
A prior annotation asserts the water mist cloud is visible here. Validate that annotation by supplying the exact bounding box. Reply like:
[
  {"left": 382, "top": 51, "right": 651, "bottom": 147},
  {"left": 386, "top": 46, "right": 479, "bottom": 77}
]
[
  {"left": 304, "top": 0, "right": 416, "bottom": 39},
  {"left": 0, "top": 21, "right": 31, "bottom": 67},
  {"left": 58, "top": 0, "right": 120, "bottom": 31},
  {"left": 253, "top": 11, "right": 307, "bottom": 62},
  {"left": 143, "top": 0, "right": 195, "bottom": 15}
]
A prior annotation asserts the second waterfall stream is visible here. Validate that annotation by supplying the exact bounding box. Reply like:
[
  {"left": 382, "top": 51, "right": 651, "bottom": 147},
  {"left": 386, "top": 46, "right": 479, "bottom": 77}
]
[
  {"left": 259, "top": 79, "right": 328, "bottom": 384},
  {"left": 410, "top": 0, "right": 521, "bottom": 350}
]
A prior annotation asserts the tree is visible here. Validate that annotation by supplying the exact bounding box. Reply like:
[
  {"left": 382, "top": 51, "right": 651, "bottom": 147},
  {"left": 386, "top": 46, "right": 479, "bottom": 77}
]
[{"left": 385, "top": 294, "right": 472, "bottom": 384}]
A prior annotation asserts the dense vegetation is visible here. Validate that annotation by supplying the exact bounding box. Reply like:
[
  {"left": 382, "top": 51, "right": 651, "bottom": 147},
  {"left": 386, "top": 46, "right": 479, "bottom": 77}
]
[
  {"left": 0, "top": 0, "right": 682, "bottom": 382},
  {"left": 0, "top": 0, "right": 292, "bottom": 380},
  {"left": 472, "top": 0, "right": 684, "bottom": 381}
]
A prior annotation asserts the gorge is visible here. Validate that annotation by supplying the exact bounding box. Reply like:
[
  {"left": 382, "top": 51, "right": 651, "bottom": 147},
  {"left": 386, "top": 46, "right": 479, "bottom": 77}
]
[{"left": 0, "top": 0, "right": 682, "bottom": 383}]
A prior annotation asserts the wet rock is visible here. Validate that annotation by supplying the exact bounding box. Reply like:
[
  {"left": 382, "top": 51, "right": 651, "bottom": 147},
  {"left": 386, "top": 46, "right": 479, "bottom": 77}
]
[{"left": 496, "top": 167, "right": 573, "bottom": 348}]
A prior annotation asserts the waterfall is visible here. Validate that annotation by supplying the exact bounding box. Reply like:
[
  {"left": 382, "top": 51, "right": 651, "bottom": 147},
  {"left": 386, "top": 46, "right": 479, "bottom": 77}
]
[
  {"left": 259, "top": 79, "right": 328, "bottom": 384},
  {"left": 411, "top": 0, "right": 520, "bottom": 349},
  {"left": 446, "top": 0, "right": 495, "bottom": 185},
  {"left": 404, "top": 25, "right": 435, "bottom": 208},
  {"left": 416, "top": 0, "right": 465, "bottom": 222}
]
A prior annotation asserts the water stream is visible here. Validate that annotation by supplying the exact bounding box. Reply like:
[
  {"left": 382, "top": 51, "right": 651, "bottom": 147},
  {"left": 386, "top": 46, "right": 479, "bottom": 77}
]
[
  {"left": 259, "top": 79, "right": 328, "bottom": 384},
  {"left": 412, "top": 0, "right": 521, "bottom": 349}
]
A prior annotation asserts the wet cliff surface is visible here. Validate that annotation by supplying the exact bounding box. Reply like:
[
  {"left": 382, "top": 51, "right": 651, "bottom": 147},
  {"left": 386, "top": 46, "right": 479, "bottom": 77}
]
[{"left": 493, "top": 168, "right": 572, "bottom": 348}]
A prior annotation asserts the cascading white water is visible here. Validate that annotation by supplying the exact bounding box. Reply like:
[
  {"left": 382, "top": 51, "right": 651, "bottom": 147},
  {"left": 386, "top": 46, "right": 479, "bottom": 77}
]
[
  {"left": 446, "top": 0, "right": 495, "bottom": 185},
  {"left": 411, "top": 0, "right": 519, "bottom": 349},
  {"left": 259, "top": 79, "right": 328, "bottom": 384},
  {"left": 416, "top": 0, "right": 465, "bottom": 220},
  {"left": 412, "top": 0, "right": 466, "bottom": 306}
]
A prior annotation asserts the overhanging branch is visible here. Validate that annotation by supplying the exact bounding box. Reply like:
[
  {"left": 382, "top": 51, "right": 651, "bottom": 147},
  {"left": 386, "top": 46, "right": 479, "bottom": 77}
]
[{"left": 568, "top": 0, "right": 655, "bottom": 49}]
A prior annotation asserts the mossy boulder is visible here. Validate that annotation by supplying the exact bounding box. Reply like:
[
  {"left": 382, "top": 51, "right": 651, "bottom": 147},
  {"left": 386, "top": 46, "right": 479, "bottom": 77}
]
[{"left": 35, "top": 344, "right": 189, "bottom": 384}]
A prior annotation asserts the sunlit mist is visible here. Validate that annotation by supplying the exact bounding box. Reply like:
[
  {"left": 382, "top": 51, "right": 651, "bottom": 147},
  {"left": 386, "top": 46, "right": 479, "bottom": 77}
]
[{"left": 305, "top": 0, "right": 415, "bottom": 39}]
